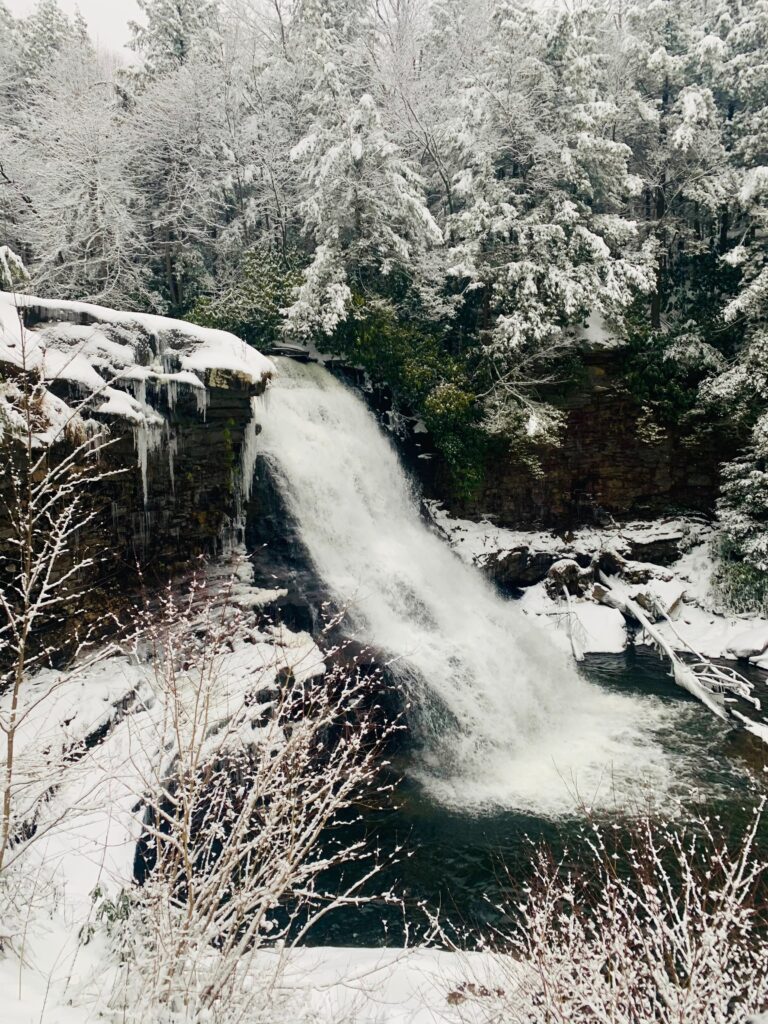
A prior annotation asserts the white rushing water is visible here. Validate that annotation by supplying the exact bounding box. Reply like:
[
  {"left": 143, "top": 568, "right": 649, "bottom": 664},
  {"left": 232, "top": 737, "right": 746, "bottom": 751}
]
[{"left": 258, "top": 359, "right": 689, "bottom": 815}]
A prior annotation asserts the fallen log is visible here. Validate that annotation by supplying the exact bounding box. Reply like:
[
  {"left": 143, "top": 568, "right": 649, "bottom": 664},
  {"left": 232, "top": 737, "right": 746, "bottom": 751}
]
[{"left": 596, "top": 571, "right": 742, "bottom": 724}]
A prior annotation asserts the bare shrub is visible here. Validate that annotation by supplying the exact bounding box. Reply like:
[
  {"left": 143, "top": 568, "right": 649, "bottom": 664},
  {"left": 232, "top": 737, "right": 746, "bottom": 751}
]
[
  {"left": 104, "top": 578, "right": 401, "bottom": 1022},
  {"left": 1, "top": 303, "right": 121, "bottom": 874},
  {"left": 471, "top": 807, "right": 768, "bottom": 1023}
]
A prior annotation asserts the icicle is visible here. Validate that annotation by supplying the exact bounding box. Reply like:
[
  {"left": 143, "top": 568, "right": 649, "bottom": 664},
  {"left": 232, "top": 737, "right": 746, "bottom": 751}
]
[
  {"left": 167, "top": 432, "right": 178, "bottom": 495},
  {"left": 195, "top": 387, "right": 209, "bottom": 420},
  {"left": 133, "top": 418, "right": 164, "bottom": 506},
  {"left": 235, "top": 396, "right": 260, "bottom": 537},
  {"left": 165, "top": 378, "right": 178, "bottom": 410}
]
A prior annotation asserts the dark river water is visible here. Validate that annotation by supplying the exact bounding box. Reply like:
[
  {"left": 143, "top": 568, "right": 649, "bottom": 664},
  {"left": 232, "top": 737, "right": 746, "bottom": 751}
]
[{"left": 308, "top": 648, "right": 768, "bottom": 947}]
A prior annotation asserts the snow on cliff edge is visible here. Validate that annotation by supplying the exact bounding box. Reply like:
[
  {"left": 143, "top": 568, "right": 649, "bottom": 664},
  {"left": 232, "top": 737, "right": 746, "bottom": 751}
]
[{"left": 0, "top": 291, "right": 275, "bottom": 417}]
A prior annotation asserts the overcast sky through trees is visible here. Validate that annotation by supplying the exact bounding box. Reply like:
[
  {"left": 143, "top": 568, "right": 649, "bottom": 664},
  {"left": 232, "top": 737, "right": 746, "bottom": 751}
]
[{"left": 6, "top": 0, "right": 139, "bottom": 52}]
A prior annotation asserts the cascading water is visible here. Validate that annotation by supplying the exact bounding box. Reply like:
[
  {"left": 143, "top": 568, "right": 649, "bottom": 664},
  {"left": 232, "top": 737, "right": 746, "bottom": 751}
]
[{"left": 258, "top": 359, "right": 688, "bottom": 814}]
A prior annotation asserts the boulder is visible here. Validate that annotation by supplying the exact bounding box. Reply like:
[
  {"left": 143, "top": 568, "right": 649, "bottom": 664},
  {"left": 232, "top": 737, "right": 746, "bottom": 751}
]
[
  {"left": 478, "top": 547, "right": 557, "bottom": 589},
  {"left": 545, "top": 558, "right": 594, "bottom": 598},
  {"left": 624, "top": 532, "right": 683, "bottom": 566},
  {"left": 726, "top": 625, "right": 768, "bottom": 661}
]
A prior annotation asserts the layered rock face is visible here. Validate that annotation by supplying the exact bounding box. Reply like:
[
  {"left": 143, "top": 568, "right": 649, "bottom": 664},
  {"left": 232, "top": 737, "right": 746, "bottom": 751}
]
[
  {"left": 434, "top": 350, "right": 730, "bottom": 530},
  {"left": 0, "top": 293, "right": 273, "bottom": 588}
]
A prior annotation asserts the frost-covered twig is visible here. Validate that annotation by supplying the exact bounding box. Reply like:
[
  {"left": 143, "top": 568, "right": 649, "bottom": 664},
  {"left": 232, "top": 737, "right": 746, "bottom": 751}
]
[
  {"left": 103, "top": 578, "right": 402, "bottom": 1023},
  {"left": 471, "top": 804, "right": 768, "bottom": 1023}
]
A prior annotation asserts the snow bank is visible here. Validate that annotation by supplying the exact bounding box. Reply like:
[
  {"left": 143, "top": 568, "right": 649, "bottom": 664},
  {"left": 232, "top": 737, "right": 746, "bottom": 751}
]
[
  {"left": 1, "top": 943, "right": 506, "bottom": 1024},
  {"left": 519, "top": 582, "right": 629, "bottom": 654},
  {"left": 253, "top": 946, "right": 507, "bottom": 1024},
  {"left": 430, "top": 504, "right": 768, "bottom": 663},
  {"left": 0, "top": 292, "right": 275, "bottom": 390}
]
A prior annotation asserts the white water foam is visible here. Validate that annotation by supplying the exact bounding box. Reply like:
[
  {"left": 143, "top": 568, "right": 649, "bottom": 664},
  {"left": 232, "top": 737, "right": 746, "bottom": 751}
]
[{"left": 257, "top": 359, "right": 703, "bottom": 815}]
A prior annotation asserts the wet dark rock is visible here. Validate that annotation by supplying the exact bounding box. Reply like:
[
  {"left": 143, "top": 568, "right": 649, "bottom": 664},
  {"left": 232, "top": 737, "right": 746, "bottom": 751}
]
[
  {"left": 425, "top": 350, "right": 735, "bottom": 530},
  {"left": 623, "top": 533, "right": 683, "bottom": 567},
  {"left": 477, "top": 547, "right": 557, "bottom": 590},
  {"left": 545, "top": 558, "right": 594, "bottom": 598}
]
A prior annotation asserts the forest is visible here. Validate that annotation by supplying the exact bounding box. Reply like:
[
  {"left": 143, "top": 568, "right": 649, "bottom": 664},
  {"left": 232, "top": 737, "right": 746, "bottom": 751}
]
[{"left": 1, "top": 0, "right": 768, "bottom": 604}]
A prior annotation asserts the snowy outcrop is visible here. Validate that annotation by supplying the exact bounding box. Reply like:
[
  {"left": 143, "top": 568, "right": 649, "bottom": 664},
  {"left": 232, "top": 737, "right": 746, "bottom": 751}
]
[
  {"left": 428, "top": 504, "right": 710, "bottom": 590},
  {"left": 430, "top": 504, "right": 768, "bottom": 666},
  {"left": 0, "top": 292, "right": 275, "bottom": 561},
  {"left": 0, "top": 291, "right": 273, "bottom": 437},
  {"left": 0, "top": 292, "right": 273, "bottom": 385},
  {"left": 726, "top": 626, "right": 768, "bottom": 661}
]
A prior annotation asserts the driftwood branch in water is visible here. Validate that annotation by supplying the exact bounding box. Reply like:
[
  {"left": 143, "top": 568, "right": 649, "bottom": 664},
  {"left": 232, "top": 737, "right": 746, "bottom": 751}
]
[{"left": 595, "top": 571, "right": 758, "bottom": 726}]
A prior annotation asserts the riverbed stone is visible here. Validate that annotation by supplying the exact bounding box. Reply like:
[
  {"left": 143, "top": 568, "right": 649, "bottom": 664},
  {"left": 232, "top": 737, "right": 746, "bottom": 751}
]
[{"left": 545, "top": 558, "right": 594, "bottom": 598}]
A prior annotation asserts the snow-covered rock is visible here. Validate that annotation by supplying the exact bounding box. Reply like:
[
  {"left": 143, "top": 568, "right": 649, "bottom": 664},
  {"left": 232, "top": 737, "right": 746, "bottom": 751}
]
[
  {"left": 431, "top": 504, "right": 768, "bottom": 664},
  {"left": 0, "top": 291, "right": 274, "bottom": 473},
  {"left": 428, "top": 502, "right": 711, "bottom": 591},
  {"left": 628, "top": 578, "right": 687, "bottom": 619},
  {"left": 519, "top": 581, "right": 628, "bottom": 654},
  {"left": 0, "top": 292, "right": 275, "bottom": 395},
  {"left": 726, "top": 625, "right": 768, "bottom": 660},
  {"left": 0, "top": 291, "right": 275, "bottom": 549}
]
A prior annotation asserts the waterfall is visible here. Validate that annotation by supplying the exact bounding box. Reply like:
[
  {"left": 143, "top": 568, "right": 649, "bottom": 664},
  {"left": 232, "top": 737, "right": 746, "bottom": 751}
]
[{"left": 258, "top": 359, "right": 680, "bottom": 814}]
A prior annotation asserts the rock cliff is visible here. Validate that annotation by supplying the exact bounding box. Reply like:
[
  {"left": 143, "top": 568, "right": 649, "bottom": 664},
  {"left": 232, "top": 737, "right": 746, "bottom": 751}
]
[
  {"left": 0, "top": 292, "right": 274, "bottom": 590},
  {"left": 433, "top": 349, "right": 732, "bottom": 529}
]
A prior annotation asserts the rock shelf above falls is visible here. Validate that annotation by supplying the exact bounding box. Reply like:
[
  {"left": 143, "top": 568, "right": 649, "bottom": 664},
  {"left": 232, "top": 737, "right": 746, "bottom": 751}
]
[{"left": 0, "top": 291, "right": 274, "bottom": 576}]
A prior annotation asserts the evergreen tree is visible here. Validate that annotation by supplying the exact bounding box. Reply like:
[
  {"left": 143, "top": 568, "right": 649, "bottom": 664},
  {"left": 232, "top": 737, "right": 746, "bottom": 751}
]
[
  {"left": 10, "top": 47, "right": 148, "bottom": 305},
  {"left": 287, "top": 1, "right": 441, "bottom": 338},
  {"left": 440, "top": 0, "right": 654, "bottom": 437},
  {"left": 12, "top": 0, "right": 85, "bottom": 90},
  {"left": 128, "top": 0, "right": 220, "bottom": 80}
]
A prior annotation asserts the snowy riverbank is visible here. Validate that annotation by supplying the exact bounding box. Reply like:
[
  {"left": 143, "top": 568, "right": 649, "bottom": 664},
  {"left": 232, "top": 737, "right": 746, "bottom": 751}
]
[
  {"left": 0, "top": 549, "right": 510, "bottom": 1024},
  {"left": 429, "top": 503, "right": 768, "bottom": 668},
  {"left": 2, "top": 535, "right": 766, "bottom": 1022}
]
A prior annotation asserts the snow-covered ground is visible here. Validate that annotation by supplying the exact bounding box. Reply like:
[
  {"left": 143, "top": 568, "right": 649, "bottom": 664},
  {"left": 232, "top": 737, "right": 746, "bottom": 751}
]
[
  {"left": 0, "top": 551, "right": 506, "bottom": 1024},
  {"left": 429, "top": 503, "right": 768, "bottom": 666},
  {"left": 2, "top": 935, "right": 503, "bottom": 1024},
  {"left": 2, "top": 529, "right": 767, "bottom": 1021}
]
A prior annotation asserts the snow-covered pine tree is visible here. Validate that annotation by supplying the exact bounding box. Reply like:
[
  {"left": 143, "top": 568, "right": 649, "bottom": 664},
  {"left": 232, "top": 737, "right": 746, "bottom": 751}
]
[
  {"left": 10, "top": 47, "right": 148, "bottom": 305},
  {"left": 0, "top": 246, "right": 28, "bottom": 291},
  {"left": 9, "top": 0, "right": 85, "bottom": 94},
  {"left": 441, "top": 0, "right": 654, "bottom": 440},
  {"left": 128, "top": 0, "right": 221, "bottom": 80},
  {"left": 287, "top": 0, "right": 441, "bottom": 339},
  {"left": 699, "top": 2, "right": 768, "bottom": 606}
]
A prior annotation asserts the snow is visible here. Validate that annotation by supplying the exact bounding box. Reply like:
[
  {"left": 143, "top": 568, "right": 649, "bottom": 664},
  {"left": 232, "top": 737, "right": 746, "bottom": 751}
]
[
  {"left": 628, "top": 578, "right": 686, "bottom": 617},
  {"left": 0, "top": 290, "right": 274, "bottom": 502},
  {"left": 0, "top": 547, "right": 506, "bottom": 1024},
  {"left": 2, "top": 292, "right": 275, "bottom": 387},
  {"left": 233, "top": 586, "right": 290, "bottom": 608},
  {"left": 726, "top": 625, "right": 768, "bottom": 660},
  {"left": 430, "top": 504, "right": 768, "bottom": 663},
  {"left": 571, "top": 602, "right": 628, "bottom": 653},
  {"left": 519, "top": 582, "right": 628, "bottom": 654},
  {"left": 251, "top": 946, "right": 506, "bottom": 1024},
  {"left": 575, "top": 310, "right": 621, "bottom": 350},
  {"left": 96, "top": 385, "right": 162, "bottom": 424},
  {"left": 1, "top": 942, "right": 505, "bottom": 1024}
]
